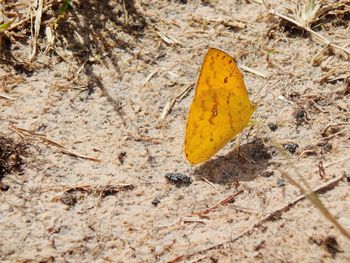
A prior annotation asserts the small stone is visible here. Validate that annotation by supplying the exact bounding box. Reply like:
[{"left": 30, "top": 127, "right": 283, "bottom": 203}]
[
  {"left": 151, "top": 197, "right": 161, "bottom": 206},
  {"left": 317, "top": 141, "right": 332, "bottom": 153},
  {"left": 276, "top": 178, "right": 285, "bottom": 187},
  {"left": 0, "top": 182, "right": 9, "bottom": 192},
  {"left": 346, "top": 174, "right": 350, "bottom": 182},
  {"left": 324, "top": 236, "right": 342, "bottom": 258},
  {"left": 283, "top": 143, "right": 299, "bottom": 154},
  {"left": 261, "top": 171, "right": 274, "bottom": 178},
  {"left": 117, "top": 152, "right": 127, "bottom": 164},
  {"left": 267, "top": 122, "right": 278, "bottom": 131},
  {"left": 296, "top": 110, "right": 306, "bottom": 121},
  {"left": 59, "top": 192, "right": 77, "bottom": 207},
  {"left": 295, "top": 109, "right": 307, "bottom": 125},
  {"left": 165, "top": 172, "right": 192, "bottom": 186}
]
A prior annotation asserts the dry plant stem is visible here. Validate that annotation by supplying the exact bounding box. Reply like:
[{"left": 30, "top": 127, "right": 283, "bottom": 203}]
[
  {"left": 0, "top": 93, "right": 14, "bottom": 100},
  {"left": 253, "top": 78, "right": 280, "bottom": 105},
  {"left": 44, "top": 183, "right": 134, "bottom": 193},
  {"left": 200, "top": 176, "right": 216, "bottom": 189},
  {"left": 133, "top": 0, "right": 145, "bottom": 15},
  {"left": 122, "top": 0, "right": 128, "bottom": 26},
  {"left": 143, "top": 68, "right": 158, "bottom": 85},
  {"left": 29, "top": 0, "right": 43, "bottom": 61},
  {"left": 239, "top": 64, "right": 268, "bottom": 78},
  {"left": 71, "top": 60, "right": 89, "bottom": 82},
  {"left": 183, "top": 218, "right": 207, "bottom": 224},
  {"left": 192, "top": 190, "right": 243, "bottom": 216},
  {"left": 9, "top": 125, "right": 101, "bottom": 162},
  {"left": 276, "top": 144, "right": 350, "bottom": 239},
  {"left": 160, "top": 83, "right": 193, "bottom": 121},
  {"left": 281, "top": 172, "right": 350, "bottom": 239},
  {"left": 334, "top": 132, "right": 350, "bottom": 146},
  {"left": 156, "top": 30, "right": 182, "bottom": 45},
  {"left": 297, "top": 149, "right": 316, "bottom": 159},
  {"left": 171, "top": 174, "right": 346, "bottom": 262},
  {"left": 321, "top": 128, "right": 349, "bottom": 141},
  {"left": 7, "top": 1, "right": 54, "bottom": 31},
  {"left": 322, "top": 122, "right": 349, "bottom": 135},
  {"left": 60, "top": 149, "right": 101, "bottom": 162},
  {"left": 324, "top": 155, "right": 350, "bottom": 169},
  {"left": 127, "top": 133, "right": 163, "bottom": 144},
  {"left": 65, "top": 184, "right": 133, "bottom": 194},
  {"left": 269, "top": 9, "right": 350, "bottom": 56}
]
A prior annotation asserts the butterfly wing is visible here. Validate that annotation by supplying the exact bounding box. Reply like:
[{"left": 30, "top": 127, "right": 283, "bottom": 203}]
[{"left": 184, "top": 48, "right": 256, "bottom": 164}]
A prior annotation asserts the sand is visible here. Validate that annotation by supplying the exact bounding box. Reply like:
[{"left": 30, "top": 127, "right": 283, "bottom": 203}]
[{"left": 0, "top": 0, "right": 350, "bottom": 262}]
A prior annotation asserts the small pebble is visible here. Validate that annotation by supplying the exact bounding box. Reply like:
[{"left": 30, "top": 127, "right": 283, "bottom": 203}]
[
  {"left": 261, "top": 171, "right": 274, "bottom": 178},
  {"left": 276, "top": 178, "right": 285, "bottom": 187},
  {"left": 317, "top": 141, "right": 332, "bottom": 153},
  {"left": 284, "top": 143, "right": 299, "bottom": 154},
  {"left": 165, "top": 172, "right": 192, "bottom": 186},
  {"left": 59, "top": 192, "right": 77, "bottom": 207},
  {"left": 346, "top": 174, "right": 350, "bottom": 182},
  {"left": 324, "top": 236, "right": 342, "bottom": 258},
  {"left": 117, "top": 151, "right": 127, "bottom": 164},
  {"left": 267, "top": 122, "right": 278, "bottom": 131},
  {"left": 0, "top": 182, "right": 9, "bottom": 192},
  {"left": 151, "top": 197, "right": 161, "bottom": 207},
  {"left": 296, "top": 109, "right": 306, "bottom": 122}
]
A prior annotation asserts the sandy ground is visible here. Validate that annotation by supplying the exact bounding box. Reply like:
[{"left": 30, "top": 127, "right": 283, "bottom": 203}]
[{"left": 1, "top": 0, "right": 350, "bottom": 262}]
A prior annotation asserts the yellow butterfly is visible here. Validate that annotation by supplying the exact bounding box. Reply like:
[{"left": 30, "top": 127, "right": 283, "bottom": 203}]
[{"left": 184, "top": 48, "right": 256, "bottom": 164}]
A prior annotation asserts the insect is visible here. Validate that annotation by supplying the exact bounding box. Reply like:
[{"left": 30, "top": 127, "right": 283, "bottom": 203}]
[{"left": 184, "top": 48, "right": 256, "bottom": 164}]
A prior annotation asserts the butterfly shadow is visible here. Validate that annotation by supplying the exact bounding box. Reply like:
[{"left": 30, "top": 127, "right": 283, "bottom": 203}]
[{"left": 193, "top": 139, "right": 272, "bottom": 185}]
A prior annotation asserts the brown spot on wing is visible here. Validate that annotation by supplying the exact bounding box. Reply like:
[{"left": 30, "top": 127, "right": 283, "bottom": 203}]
[
  {"left": 208, "top": 92, "right": 218, "bottom": 125},
  {"left": 205, "top": 77, "right": 210, "bottom": 86}
]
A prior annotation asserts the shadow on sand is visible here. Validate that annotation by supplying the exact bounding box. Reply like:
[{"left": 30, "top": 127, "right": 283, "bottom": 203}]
[{"left": 193, "top": 139, "right": 272, "bottom": 185}]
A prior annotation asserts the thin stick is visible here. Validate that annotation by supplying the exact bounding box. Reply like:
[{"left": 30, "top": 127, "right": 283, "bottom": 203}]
[
  {"left": 0, "top": 93, "right": 14, "bottom": 100},
  {"left": 127, "top": 133, "right": 163, "bottom": 144},
  {"left": 42, "top": 183, "right": 134, "bottom": 193},
  {"left": 122, "top": 0, "right": 129, "bottom": 26},
  {"left": 324, "top": 156, "right": 350, "bottom": 169},
  {"left": 200, "top": 176, "right": 216, "bottom": 189},
  {"left": 282, "top": 172, "right": 350, "bottom": 239},
  {"left": 275, "top": 142, "right": 350, "bottom": 239},
  {"left": 183, "top": 218, "right": 207, "bottom": 224},
  {"left": 160, "top": 83, "right": 193, "bottom": 121},
  {"left": 9, "top": 125, "right": 101, "bottom": 162},
  {"left": 171, "top": 174, "right": 345, "bottom": 262},
  {"left": 60, "top": 148, "right": 101, "bottom": 162},
  {"left": 143, "top": 68, "right": 158, "bottom": 85},
  {"left": 269, "top": 9, "right": 350, "bottom": 55},
  {"left": 192, "top": 190, "right": 243, "bottom": 216},
  {"left": 29, "top": 0, "right": 43, "bottom": 61},
  {"left": 321, "top": 128, "right": 349, "bottom": 141},
  {"left": 239, "top": 64, "right": 268, "bottom": 78},
  {"left": 321, "top": 122, "right": 349, "bottom": 136}
]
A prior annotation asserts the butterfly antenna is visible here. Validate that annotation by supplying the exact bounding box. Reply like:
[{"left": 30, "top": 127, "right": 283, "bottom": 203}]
[
  {"left": 252, "top": 76, "right": 271, "bottom": 103},
  {"left": 254, "top": 79, "right": 281, "bottom": 106}
]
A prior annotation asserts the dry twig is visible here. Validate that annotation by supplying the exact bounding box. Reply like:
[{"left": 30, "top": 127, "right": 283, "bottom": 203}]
[
  {"left": 0, "top": 92, "right": 14, "bottom": 100},
  {"left": 29, "top": 0, "right": 43, "bottom": 61},
  {"left": 192, "top": 190, "right": 244, "bottom": 217},
  {"left": 159, "top": 83, "right": 193, "bottom": 122},
  {"left": 269, "top": 9, "right": 350, "bottom": 56},
  {"left": 9, "top": 125, "right": 101, "bottom": 162},
  {"left": 171, "top": 174, "right": 346, "bottom": 262}
]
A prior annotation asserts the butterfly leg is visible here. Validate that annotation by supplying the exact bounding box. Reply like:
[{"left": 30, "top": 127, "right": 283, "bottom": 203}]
[
  {"left": 234, "top": 134, "right": 255, "bottom": 163},
  {"left": 234, "top": 134, "right": 241, "bottom": 157}
]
